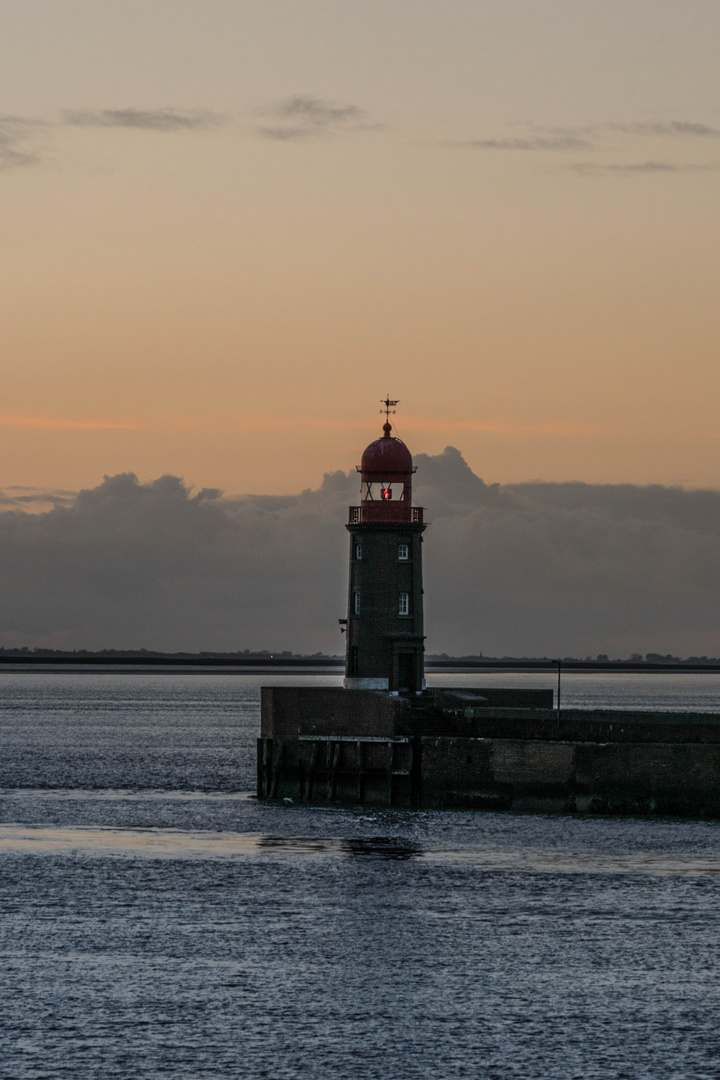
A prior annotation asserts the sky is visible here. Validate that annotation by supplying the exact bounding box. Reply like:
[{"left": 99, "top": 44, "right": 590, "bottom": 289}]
[{"left": 2, "top": 0, "right": 720, "bottom": 496}]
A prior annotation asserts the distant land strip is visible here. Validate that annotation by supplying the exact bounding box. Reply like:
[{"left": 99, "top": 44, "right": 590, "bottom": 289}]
[{"left": 3, "top": 653, "right": 720, "bottom": 673}]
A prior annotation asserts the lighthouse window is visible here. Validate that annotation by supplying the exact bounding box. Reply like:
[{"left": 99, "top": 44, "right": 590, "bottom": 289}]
[
  {"left": 353, "top": 591, "right": 361, "bottom": 615},
  {"left": 398, "top": 592, "right": 410, "bottom": 616},
  {"left": 398, "top": 543, "right": 409, "bottom": 561},
  {"left": 363, "top": 482, "right": 405, "bottom": 502},
  {"left": 354, "top": 543, "right": 363, "bottom": 561}
]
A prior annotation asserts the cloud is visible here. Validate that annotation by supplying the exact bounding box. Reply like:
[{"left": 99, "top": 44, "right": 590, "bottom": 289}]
[
  {"left": 276, "top": 97, "right": 364, "bottom": 126},
  {"left": 569, "top": 161, "right": 718, "bottom": 175},
  {"left": 611, "top": 120, "right": 720, "bottom": 138},
  {"left": 62, "top": 108, "right": 226, "bottom": 132},
  {"left": 256, "top": 126, "right": 313, "bottom": 142},
  {"left": 447, "top": 135, "right": 592, "bottom": 151},
  {"left": 0, "top": 116, "right": 44, "bottom": 170},
  {"left": 257, "top": 95, "right": 377, "bottom": 140},
  {"left": 0, "top": 487, "right": 76, "bottom": 511},
  {"left": 445, "top": 118, "right": 720, "bottom": 174},
  {"left": 3, "top": 451, "right": 720, "bottom": 658},
  {"left": 534, "top": 119, "right": 720, "bottom": 143},
  {"left": 534, "top": 118, "right": 720, "bottom": 144}
]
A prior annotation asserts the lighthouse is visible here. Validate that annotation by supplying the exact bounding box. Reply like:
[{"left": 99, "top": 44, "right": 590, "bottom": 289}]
[
  {"left": 344, "top": 400, "right": 426, "bottom": 693},
  {"left": 258, "top": 401, "right": 555, "bottom": 807}
]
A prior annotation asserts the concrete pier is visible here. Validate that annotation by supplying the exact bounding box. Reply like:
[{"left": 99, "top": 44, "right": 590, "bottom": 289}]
[{"left": 258, "top": 687, "right": 720, "bottom": 818}]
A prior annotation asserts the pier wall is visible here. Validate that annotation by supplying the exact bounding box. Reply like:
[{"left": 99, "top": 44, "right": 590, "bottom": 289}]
[{"left": 258, "top": 688, "right": 720, "bottom": 818}]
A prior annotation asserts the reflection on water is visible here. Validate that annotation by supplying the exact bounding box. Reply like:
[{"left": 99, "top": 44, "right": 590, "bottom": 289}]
[
  {"left": 2, "top": 823, "right": 720, "bottom": 875},
  {"left": 342, "top": 835, "right": 423, "bottom": 860},
  {"left": 257, "top": 834, "right": 423, "bottom": 860}
]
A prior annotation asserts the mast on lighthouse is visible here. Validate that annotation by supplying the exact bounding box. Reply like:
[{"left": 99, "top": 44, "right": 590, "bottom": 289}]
[{"left": 344, "top": 399, "right": 426, "bottom": 693}]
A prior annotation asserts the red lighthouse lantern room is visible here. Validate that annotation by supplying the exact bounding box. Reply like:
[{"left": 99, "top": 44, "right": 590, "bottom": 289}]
[{"left": 351, "top": 420, "right": 422, "bottom": 525}]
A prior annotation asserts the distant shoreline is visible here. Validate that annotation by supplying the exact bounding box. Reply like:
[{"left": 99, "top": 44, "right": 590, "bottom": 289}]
[{"left": 3, "top": 655, "right": 720, "bottom": 674}]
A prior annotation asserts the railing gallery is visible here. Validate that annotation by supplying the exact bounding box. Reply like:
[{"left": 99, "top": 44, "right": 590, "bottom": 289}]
[{"left": 347, "top": 506, "right": 424, "bottom": 524}]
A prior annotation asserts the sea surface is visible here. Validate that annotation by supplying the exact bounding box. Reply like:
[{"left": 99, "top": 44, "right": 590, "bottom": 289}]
[{"left": 2, "top": 671, "right": 720, "bottom": 1079}]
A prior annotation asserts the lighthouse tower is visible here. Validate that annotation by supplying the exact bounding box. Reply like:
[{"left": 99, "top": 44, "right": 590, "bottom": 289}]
[{"left": 344, "top": 400, "right": 426, "bottom": 693}]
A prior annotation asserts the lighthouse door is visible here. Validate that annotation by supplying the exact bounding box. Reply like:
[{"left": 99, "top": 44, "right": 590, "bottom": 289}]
[{"left": 398, "top": 653, "right": 415, "bottom": 694}]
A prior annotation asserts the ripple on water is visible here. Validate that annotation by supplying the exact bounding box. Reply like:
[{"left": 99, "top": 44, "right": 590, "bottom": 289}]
[{"left": 2, "top": 672, "right": 720, "bottom": 1079}]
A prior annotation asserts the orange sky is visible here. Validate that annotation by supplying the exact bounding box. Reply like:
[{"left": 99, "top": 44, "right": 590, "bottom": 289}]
[{"left": 2, "top": 0, "right": 720, "bottom": 495}]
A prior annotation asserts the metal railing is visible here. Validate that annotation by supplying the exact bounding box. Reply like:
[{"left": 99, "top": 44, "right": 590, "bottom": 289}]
[{"left": 348, "top": 505, "right": 424, "bottom": 524}]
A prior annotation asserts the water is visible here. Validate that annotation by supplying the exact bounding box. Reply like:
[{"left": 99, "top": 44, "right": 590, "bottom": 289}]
[{"left": 2, "top": 672, "right": 720, "bottom": 1079}]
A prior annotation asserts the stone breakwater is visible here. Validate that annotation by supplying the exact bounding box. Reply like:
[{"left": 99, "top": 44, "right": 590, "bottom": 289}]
[{"left": 259, "top": 687, "right": 720, "bottom": 818}]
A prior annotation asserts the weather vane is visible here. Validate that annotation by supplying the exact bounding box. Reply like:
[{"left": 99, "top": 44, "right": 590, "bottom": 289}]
[{"left": 381, "top": 397, "right": 399, "bottom": 423}]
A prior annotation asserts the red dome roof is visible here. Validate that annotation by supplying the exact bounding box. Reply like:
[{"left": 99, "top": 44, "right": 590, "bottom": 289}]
[{"left": 360, "top": 423, "right": 413, "bottom": 475}]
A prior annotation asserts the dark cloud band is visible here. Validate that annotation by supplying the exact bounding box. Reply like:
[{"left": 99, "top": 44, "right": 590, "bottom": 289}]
[
  {"left": 62, "top": 108, "right": 226, "bottom": 131},
  {"left": 256, "top": 96, "right": 377, "bottom": 140},
  {"left": 3, "top": 451, "right": 720, "bottom": 657},
  {"left": 447, "top": 135, "right": 592, "bottom": 150}
]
